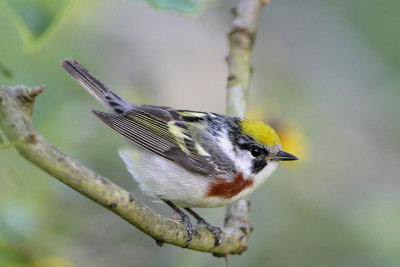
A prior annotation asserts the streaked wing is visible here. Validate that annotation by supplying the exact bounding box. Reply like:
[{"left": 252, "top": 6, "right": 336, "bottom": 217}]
[{"left": 92, "top": 108, "right": 218, "bottom": 175}]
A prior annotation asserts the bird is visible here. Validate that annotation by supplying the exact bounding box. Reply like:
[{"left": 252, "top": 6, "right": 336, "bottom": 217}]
[{"left": 61, "top": 58, "right": 298, "bottom": 247}]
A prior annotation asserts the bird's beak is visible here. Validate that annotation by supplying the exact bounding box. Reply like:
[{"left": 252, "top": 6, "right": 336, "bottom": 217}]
[{"left": 267, "top": 150, "right": 298, "bottom": 161}]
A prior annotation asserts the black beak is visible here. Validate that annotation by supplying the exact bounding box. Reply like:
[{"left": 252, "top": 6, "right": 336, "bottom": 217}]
[{"left": 268, "top": 150, "right": 298, "bottom": 161}]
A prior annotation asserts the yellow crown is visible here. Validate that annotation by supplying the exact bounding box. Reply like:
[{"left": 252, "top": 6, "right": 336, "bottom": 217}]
[{"left": 240, "top": 119, "right": 280, "bottom": 147}]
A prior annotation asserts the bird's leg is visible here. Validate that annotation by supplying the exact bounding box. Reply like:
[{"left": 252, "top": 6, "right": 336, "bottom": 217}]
[
  {"left": 172, "top": 210, "right": 177, "bottom": 220},
  {"left": 184, "top": 208, "right": 222, "bottom": 247},
  {"left": 163, "top": 200, "right": 197, "bottom": 248}
]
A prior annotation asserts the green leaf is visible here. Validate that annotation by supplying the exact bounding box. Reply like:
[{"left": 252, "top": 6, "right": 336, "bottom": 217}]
[
  {"left": 131, "top": 0, "right": 219, "bottom": 15},
  {"left": 0, "top": 61, "right": 13, "bottom": 79},
  {"left": 4, "top": 0, "right": 71, "bottom": 47}
]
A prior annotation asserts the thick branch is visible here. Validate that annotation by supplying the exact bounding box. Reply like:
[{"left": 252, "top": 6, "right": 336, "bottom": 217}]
[
  {"left": 224, "top": 0, "right": 268, "bottom": 253},
  {"left": 0, "top": 85, "right": 248, "bottom": 255}
]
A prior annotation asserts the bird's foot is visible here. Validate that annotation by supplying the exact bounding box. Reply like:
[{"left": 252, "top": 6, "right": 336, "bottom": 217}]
[
  {"left": 184, "top": 207, "right": 222, "bottom": 247},
  {"left": 197, "top": 218, "right": 222, "bottom": 247},
  {"left": 179, "top": 212, "right": 197, "bottom": 248},
  {"left": 163, "top": 200, "right": 197, "bottom": 248}
]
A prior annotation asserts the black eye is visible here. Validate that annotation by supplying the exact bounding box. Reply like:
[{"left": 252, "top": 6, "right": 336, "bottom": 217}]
[{"left": 250, "top": 146, "right": 261, "bottom": 157}]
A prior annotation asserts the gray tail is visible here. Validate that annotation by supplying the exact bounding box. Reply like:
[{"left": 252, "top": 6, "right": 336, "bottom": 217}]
[{"left": 61, "top": 58, "right": 132, "bottom": 114}]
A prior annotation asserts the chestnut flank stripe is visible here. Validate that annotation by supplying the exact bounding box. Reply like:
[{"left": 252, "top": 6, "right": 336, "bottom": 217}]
[{"left": 206, "top": 173, "right": 253, "bottom": 199}]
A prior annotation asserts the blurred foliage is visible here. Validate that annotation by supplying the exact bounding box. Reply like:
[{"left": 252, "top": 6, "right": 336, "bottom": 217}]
[
  {"left": 131, "top": 0, "right": 218, "bottom": 14},
  {"left": 0, "top": 61, "right": 14, "bottom": 79},
  {"left": 328, "top": 0, "right": 400, "bottom": 68},
  {"left": 2, "top": 0, "right": 217, "bottom": 51},
  {"left": 3, "top": 0, "right": 72, "bottom": 49},
  {"left": 1, "top": 0, "right": 400, "bottom": 266}
]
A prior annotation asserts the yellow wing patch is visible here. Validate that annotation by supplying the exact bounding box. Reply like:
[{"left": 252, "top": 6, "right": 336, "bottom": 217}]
[
  {"left": 168, "top": 121, "right": 211, "bottom": 157},
  {"left": 240, "top": 119, "right": 280, "bottom": 147},
  {"left": 168, "top": 122, "right": 191, "bottom": 154}
]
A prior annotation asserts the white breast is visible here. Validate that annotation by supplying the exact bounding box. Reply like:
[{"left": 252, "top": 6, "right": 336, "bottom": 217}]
[{"left": 119, "top": 147, "right": 222, "bottom": 207}]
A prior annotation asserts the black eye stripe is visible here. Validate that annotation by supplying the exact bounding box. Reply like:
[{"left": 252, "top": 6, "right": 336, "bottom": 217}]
[
  {"left": 234, "top": 137, "right": 270, "bottom": 157},
  {"left": 236, "top": 137, "right": 250, "bottom": 149},
  {"left": 239, "top": 143, "right": 249, "bottom": 150}
]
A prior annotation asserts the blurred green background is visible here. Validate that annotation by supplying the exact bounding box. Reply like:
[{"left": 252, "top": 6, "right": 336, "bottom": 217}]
[{"left": 1, "top": 0, "right": 399, "bottom": 266}]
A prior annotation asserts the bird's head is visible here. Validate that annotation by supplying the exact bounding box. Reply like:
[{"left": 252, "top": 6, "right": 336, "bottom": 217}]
[{"left": 232, "top": 119, "right": 298, "bottom": 175}]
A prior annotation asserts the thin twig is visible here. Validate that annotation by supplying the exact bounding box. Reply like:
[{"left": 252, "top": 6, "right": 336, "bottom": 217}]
[
  {"left": 226, "top": 0, "right": 267, "bottom": 117},
  {"left": 224, "top": 0, "right": 268, "bottom": 256}
]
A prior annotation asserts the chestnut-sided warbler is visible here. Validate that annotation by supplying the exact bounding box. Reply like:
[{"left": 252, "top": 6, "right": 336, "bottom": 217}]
[{"left": 62, "top": 59, "right": 298, "bottom": 247}]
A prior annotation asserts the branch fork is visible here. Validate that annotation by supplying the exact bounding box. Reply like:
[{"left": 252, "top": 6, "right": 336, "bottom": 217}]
[{"left": 0, "top": 0, "right": 267, "bottom": 257}]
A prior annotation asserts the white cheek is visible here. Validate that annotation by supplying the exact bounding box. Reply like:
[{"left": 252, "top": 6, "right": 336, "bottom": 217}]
[
  {"left": 216, "top": 130, "right": 255, "bottom": 177},
  {"left": 234, "top": 150, "right": 254, "bottom": 177},
  {"left": 215, "top": 131, "right": 236, "bottom": 162}
]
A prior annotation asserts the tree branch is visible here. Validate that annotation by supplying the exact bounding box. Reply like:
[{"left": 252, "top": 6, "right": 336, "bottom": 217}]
[
  {"left": 0, "top": 0, "right": 267, "bottom": 257},
  {"left": 224, "top": 0, "right": 268, "bottom": 254}
]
